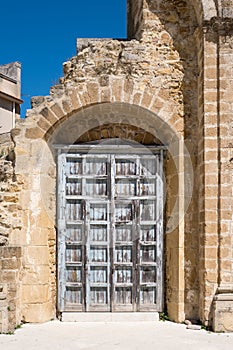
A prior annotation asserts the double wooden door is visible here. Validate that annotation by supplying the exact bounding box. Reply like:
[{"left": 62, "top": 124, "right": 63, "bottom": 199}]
[{"left": 57, "top": 147, "right": 164, "bottom": 313}]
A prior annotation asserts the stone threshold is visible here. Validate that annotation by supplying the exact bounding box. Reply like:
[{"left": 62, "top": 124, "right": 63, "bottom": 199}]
[{"left": 61, "top": 312, "right": 160, "bottom": 322}]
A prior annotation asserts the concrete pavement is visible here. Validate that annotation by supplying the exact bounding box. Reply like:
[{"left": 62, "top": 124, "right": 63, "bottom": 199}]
[{"left": 1, "top": 320, "right": 233, "bottom": 350}]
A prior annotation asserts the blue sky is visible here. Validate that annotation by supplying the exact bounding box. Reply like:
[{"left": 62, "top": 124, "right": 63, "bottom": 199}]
[{"left": 1, "top": 1, "right": 127, "bottom": 117}]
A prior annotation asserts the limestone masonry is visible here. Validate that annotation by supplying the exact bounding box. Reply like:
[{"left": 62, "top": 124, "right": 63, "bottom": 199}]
[{"left": 1, "top": 0, "right": 233, "bottom": 332}]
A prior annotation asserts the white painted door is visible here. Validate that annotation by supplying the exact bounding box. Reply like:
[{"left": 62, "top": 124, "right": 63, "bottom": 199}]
[{"left": 57, "top": 146, "right": 164, "bottom": 312}]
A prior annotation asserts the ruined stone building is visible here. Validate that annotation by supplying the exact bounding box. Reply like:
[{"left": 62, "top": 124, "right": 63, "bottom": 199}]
[{"left": 1, "top": 0, "right": 233, "bottom": 333}]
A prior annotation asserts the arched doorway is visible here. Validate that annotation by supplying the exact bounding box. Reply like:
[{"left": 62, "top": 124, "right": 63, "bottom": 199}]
[
  {"left": 56, "top": 138, "right": 165, "bottom": 313},
  {"left": 44, "top": 102, "right": 187, "bottom": 321}
]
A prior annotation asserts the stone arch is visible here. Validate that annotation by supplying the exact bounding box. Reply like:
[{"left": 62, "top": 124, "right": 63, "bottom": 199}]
[
  {"left": 45, "top": 102, "right": 182, "bottom": 148},
  {"left": 23, "top": 78, "right": 184, "bottom": 144}
]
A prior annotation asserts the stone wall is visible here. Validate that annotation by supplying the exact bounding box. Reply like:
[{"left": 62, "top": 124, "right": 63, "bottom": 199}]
[
  {"left": 0, "top": 247, "right": 22, "bottom": 333},
  {"left": 0, "top": 133, "right": 23, "bottom": 246},
  {"left": 0, "top": 134, "right": 23, "bottom": 332}
]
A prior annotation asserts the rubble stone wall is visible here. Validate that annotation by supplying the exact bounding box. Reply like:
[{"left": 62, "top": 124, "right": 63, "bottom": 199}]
[{"left": 0, "top": 247, "right": 22, "bottom": 333}]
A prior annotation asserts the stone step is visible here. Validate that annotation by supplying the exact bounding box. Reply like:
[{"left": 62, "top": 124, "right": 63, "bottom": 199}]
[{"left": 61, "top": 312, "right": 160, "bottom": 322}]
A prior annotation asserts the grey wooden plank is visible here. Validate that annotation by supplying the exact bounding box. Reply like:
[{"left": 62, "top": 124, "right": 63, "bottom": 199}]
[{"left": 57, "top": 152, "right": 67, "bottom": 312}]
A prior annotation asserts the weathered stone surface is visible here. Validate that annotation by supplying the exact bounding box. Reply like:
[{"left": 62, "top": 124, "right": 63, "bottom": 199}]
[
  {"left": 31, "top": 96, "right": 46, "bottom": 109},
  {"left": 25, "top": 127, "right": 44, "bottom": 139}
]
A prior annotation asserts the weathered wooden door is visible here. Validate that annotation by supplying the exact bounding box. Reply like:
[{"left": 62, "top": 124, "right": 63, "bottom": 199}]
[{"left": 57, "top": 146, "right": 164, "bottom": 313}]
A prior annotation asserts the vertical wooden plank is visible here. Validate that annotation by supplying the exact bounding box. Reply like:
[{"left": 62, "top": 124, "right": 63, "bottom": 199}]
[
  {"left": 107, "top": 172, "right": 111, "bottom": 311},
  {"left": 110, "top": 154, "right": 115, "bottom": 311},
  {"left": 57, "top": 151, "right": 67, "bottom": 312},
  {"left": 156, "top": 150, "right": 164, "bottom": 311},
  {"left": 85, "top": 200, "right": 90, "bottom": 312},
  {"left": 135, "top": 157, "right": 141, "bottom": 311},
  {"left": 82, "top": 199, "right": 86, "bottom": 312}
]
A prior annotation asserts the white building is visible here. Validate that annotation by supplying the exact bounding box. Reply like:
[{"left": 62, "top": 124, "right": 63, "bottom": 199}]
[{"left": 0, "top": 62, "right": 23, "bottom": 134}]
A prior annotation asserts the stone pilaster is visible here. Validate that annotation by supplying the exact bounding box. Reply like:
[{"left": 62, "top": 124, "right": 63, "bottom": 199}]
[{"left": 201, "top": 16, "right": 233, "bottom": 331}]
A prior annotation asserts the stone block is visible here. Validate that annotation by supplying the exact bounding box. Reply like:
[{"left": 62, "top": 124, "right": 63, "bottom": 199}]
[
  {"left": 69, "top": 90, "right": 82, "bottom": 109},
  {"left": 111, "top": 78, "right": 123, "bottom": 101},
  {"left": 1, "top": 270, "right": 18, "bottom": 283},
  {"left": 22, "top": 301, "right": 55, "bottom": 323},
  {"left": 62, "top": 99, "right": 72, "bottom": 114},
  {"left": 101, "top": 87, "right": 111, "bottom": 102},
  {"left": 0, "top": 308, "right": 8, "bottom": 334},
  {"left": 30, "top": 229, "right": 48, "bottom": 246},
  {"left": 213, "top": 293, "right": 233, "bottom": 332},
  {"left": 40, "top": 107, "right": 58, "bottom": 125},
  {"left": 37, "top": 117, "right": 51, "bottom": 132},
  {"left": 0, "top": 247, "right": 22, "bottom": 259},
  {"left": 22, "top": 265, "right": 50, "bottom": 284},
  {"left": 50, "top": 103, "right": 64, "bottom": 118},
  {"left": 1, "top": 257, "right": 21, "bottom": 270},
  {"left": 87, "top": 82, "right": 100, "bottom": 103},
  {"left": 25, "top": 127, "right": 44, "bottom": 139},
  {"left": 25, "top": 246, "right": 49, "bottom": 265},
  {"left": 22, "top": 284, "right": 49, "bottom": 304}
]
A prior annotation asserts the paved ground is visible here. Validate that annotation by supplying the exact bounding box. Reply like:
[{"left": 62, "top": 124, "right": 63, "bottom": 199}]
[{"left": 1, "top": 320, "right": 233, "bottom": 350}]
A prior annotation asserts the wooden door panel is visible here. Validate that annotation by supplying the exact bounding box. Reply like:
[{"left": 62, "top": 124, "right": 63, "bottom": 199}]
[
  {"left": 65, "top": 286, "right": 83, "bottom": 305},
  {"left": 66, "top": 200, "right": 83, "bottom": 222},
  {"left": 115, "top": 246, "right": 132, "bottom": 263},
  {"left": 115, "top": 266, "right": 132, "bottom": 283},
  {"left": 86, "top": 179, "right": 108, "bottom": 197},
  {"left": 85, "top": 158, "right": 108, "bottom": 175},
  {"left": 65, "top": 244, "right": 82, "bottom": 263},
  {"left": 115, "top": 179, "right": 137, "bottom": 197},
  {"left": 140, "top": 179, "right": 156, "bottom": 196},
  {"left": 115, "top": 224, "right": 132, "bottom": 241},
  {"left": 90, "top": 266, "right": 108, "bottom": 283},
  {"left": 90, "top": 202, "right": 108, "bottom": 221},
  {"left": 140, "top": 245, "right": 156, "bottom": 263},
  {"left": 140, "top": 266, "right": 156, "bottom": 284},
  {"left": 140, "top": 287, "right": 156, "bottom": 304},
  {"left": 90, "top": 287, "right": 108, "bottom": 304},
  {"left": 66, "top": 266, "right": 82, "bottom": 283},
  {"left": 66, "top": 179, "right": 82, "bottom": 196},
  {"left": 140, "top": 200, "right": 156, "bottom": 222},
  {"left": 66, "top": 225, "right": 83, "bottom": 242},
  {"left": 66, "top": 157, "right": 82, "bottom": 175},
  {"left": 90, "top": 246, "right": 107, "bottom": 262},
  {"left": 115, "top": 159, "right": 136, "bottom": 176},
  {"left": 140, "top": 158, "right": 157, "bottom": 176},
  {"left": 90, "top": 225, "right": 108, "bottom": 242},
  {"left": 140, "top": 225, "right": 156, "bottom": 242},
  {"left": 115, "top": 203, "right": 133, "bottom": 222},
  {"left": 115, "top": 288, "right": 132, "bottom": 304}
]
